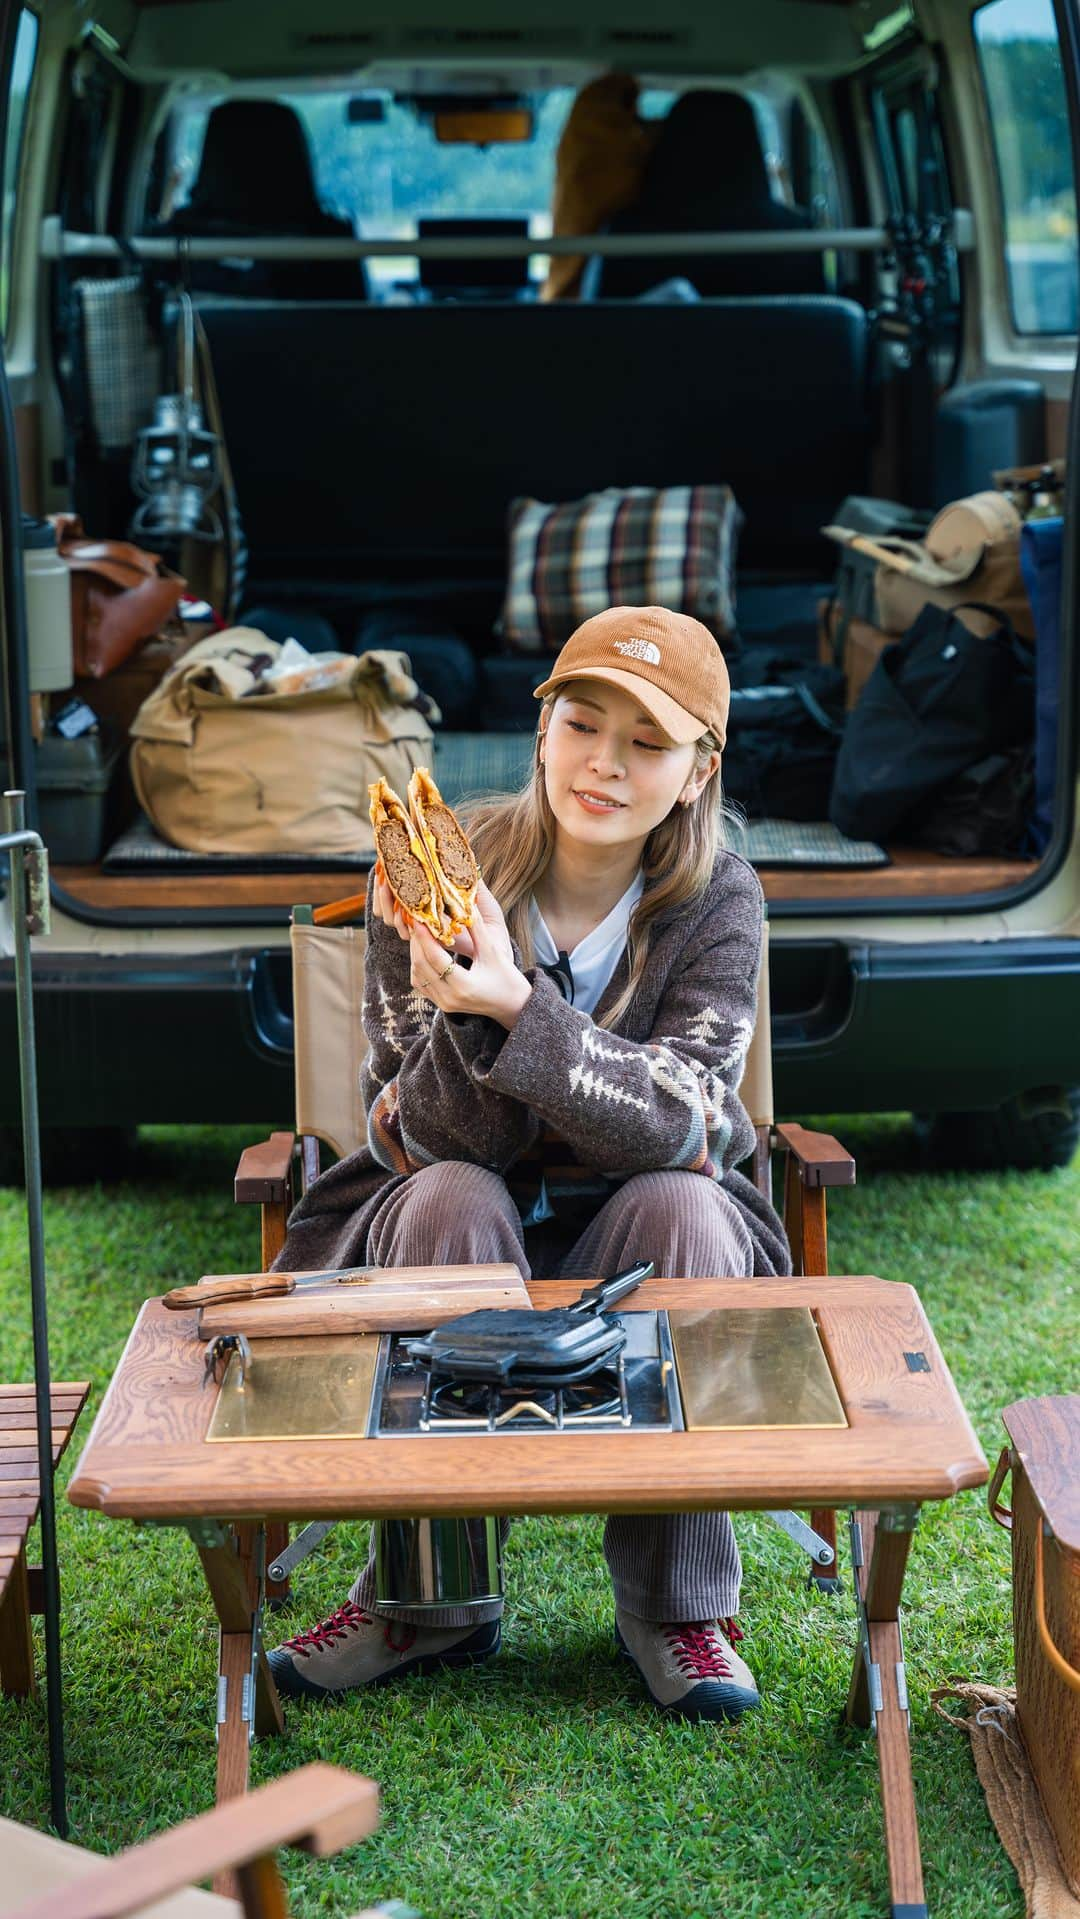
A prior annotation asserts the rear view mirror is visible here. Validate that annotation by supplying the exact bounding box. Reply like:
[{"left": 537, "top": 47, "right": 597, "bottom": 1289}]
[
  {"left": 434, "top": 106, "right": 533, "bottom": 144},
  {"left": 346, "top": 94, "right": 387, "bottom": 124}
]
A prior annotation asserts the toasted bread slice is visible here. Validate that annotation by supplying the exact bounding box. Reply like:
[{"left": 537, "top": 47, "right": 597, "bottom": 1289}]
[
  {"left": 368, "top": 778, "right": 447, "bottom": 939},
  {"left": 407, "top": 768, "right": 480, "bottom": 934}
]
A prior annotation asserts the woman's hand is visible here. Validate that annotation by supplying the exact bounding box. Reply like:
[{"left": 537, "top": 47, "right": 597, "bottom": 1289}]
[
  {"left": 408, "top": 881, "right": 532, "bottom": 1030},
  {"left": 371, "top": 861, "right": 414, "bottom": 942}
]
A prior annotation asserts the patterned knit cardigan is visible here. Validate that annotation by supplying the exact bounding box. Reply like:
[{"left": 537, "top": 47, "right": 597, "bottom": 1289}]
[{"left": 275, "top": 848, "right": 790, "bottom": 1277}]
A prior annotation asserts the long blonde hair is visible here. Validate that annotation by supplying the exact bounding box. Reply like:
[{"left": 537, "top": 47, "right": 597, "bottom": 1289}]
[{"left": 464, "top": 691, "right": 730, "bottom": 1030}]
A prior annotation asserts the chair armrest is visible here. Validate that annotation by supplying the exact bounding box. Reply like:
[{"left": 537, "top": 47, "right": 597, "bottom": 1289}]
[
  {"left": 11, "top": 1766, "right": 379, "bottom": 1919},
  {"left": 235, "top": 1131, "right": 296, "bottom": 1204},
  {"left": 313, "top": 888, "right": 369, "bottom": 927},
  {"left": 775, "top": 1122, "right": 856, "bottom": 1188}
]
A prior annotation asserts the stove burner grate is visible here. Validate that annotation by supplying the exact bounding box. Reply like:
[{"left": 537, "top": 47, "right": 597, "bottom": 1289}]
[
  {"left": 370, "top": 1312, "right": 683, "bottom": 1436},
  {"left": 422, "top": 1359, "right": 631, "bottom": 1432}
]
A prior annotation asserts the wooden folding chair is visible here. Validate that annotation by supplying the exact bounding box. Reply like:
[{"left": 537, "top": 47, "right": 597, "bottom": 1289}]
[
  {"left": 0, "top": 1381, "right": 90, "bottom": 1697},
  {"left": 3, "top": 1763, "right": 396, "bottom": 1919},
  {"left": 236, "top": 893, "right": 855, "bottom": 1594}
]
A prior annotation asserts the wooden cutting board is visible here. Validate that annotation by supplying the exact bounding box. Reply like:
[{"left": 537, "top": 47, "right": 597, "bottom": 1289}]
[{"left": 195, "top": 1262, "right": 530, "bottom": 1339}]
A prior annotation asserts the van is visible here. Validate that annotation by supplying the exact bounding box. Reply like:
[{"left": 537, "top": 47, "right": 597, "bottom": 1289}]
[{"left": 1, "top": 0, "right": 1077, "bottom": 1175}]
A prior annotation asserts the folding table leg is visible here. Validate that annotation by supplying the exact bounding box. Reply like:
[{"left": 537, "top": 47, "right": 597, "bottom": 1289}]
[
  {"left": 217, "top": 1629, "right": 258, "bottom": 1803},
  {"left": 187, "top": 1521, "right": 285, "bottom": 1817},
  {"left": 846, "top": 1507, "right": 927, "bottom": 1919}
]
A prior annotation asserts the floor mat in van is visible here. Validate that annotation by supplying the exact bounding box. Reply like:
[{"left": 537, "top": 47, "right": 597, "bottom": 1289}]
[
  {"left": 732, "top": 820, "right": 888, "bottom": 866},
  {"left": 103, "top": 814, "right": 373, "bottom": 874}
]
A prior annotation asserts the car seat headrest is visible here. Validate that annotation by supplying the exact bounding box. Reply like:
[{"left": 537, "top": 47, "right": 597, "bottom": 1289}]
[
  {"left": 633, "top": 90, "right": 774, "bottom": 225},
  {"left": 178, "top": 100, "right": 340, "bottom": 233}
]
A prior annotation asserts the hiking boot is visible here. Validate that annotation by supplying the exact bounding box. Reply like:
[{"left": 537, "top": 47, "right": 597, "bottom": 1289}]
[
  {"left": 615, "top": 1607, "right": 760, "bottom": 1722},
  {"left": 267, "top": 1600, "right": 500, "bottom": 1700}
]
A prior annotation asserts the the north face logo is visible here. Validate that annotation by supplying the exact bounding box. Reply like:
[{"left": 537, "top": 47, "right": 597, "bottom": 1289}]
[{"left": 613, "top": 637, "right": 661, "bottom": 666}]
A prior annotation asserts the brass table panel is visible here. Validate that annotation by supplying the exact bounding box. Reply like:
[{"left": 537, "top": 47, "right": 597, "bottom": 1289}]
[
  {"left": 206, "top": 1335, "right": 381, "bottom": 1443},
  {"left": 668, "top": 1308, "right": 847, "bottom": 1430}
]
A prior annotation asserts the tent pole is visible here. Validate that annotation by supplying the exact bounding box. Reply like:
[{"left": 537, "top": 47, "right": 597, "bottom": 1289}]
[{"left": 2, "top": 790, "right": 65, "bottom": 1836}]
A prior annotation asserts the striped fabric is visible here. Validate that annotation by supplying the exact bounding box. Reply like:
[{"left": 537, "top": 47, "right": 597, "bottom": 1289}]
[{"left": 500, "top": 483, "right": 743, "bottom": 654}]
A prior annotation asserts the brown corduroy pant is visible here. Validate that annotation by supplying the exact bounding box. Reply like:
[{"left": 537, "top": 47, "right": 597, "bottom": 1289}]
[{"left": 349, "top": 1161, "right": 754, "bottom": 1626}]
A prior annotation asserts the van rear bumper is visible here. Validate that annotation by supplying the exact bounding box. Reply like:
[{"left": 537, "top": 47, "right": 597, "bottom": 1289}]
[
  {"left": 0, "top": 950, "right": 293, "bottom": 1128},
  {"left": 0, "top": 934, "right": 1077, "bottom": 1128},
  {"left": 772, "top": 935, "right": 1080, "bottom": 1113}
]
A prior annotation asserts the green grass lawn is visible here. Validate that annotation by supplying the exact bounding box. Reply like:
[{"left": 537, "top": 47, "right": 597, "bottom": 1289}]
[{"left": 0, "top": 1118, "right": 1074, "bottom": 1918}]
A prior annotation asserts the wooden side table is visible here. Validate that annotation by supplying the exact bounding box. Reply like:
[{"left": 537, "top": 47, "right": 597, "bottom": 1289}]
[{"left": 69, "top": 1276, "right": 987, "bottom": 1919}]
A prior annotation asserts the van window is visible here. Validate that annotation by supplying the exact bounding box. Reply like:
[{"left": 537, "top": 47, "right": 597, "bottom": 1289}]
[
  {"left": 2, "top": 8, "right": 38, "bottom": 333},
  {"left": 975, "top": 0, "right": 1079, "bottom": 335}
]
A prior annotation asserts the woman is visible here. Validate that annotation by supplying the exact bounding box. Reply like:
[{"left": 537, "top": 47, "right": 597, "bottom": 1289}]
[{"left": 268, "top": 604, "right": 789, "bottom": 1722}]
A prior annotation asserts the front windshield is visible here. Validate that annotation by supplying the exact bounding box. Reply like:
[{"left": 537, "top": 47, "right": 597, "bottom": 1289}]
[
  {"left": 158, "top": 83, "right": 684, "bottom": 288},
  {"left": 164, "top": 87, "right": 578, "bottom": 287}
]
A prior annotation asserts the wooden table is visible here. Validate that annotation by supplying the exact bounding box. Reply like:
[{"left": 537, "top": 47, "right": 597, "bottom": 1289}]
[{"left": 68, "top": 1276, "right": 987, "bottom": 1919}]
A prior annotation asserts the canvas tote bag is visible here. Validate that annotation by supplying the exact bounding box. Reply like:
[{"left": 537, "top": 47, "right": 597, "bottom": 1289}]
[
  {"left": 130, "top": 629, "right": 435, "bottom": 854},
  {"left": 828, "top": 492, "right": 1034, "bottom": 641}
]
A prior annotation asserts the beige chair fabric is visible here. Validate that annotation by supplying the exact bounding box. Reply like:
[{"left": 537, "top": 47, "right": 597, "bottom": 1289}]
[
  {"left": 293, "top": 908, "right": 773, "bottom": 1165},
  {"left": 738, "top": 923, "right": 773, "bottom": 1131},
  {"left": 292, "top": 918, "right": 369, "bottom": 1161},
  {"left": 1, "top": 1818, "right": 236, "bottom": 1919}
]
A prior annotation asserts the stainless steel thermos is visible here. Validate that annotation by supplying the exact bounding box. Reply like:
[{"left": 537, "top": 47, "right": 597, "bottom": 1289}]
[{"left": 374, "top": 1516, "right": 503, "bottom": 1611}]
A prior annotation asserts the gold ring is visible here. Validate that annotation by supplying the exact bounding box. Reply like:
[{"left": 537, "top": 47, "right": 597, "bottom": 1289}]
[{"left": 439, "top": 956, "right": 456, "bottom": 981}]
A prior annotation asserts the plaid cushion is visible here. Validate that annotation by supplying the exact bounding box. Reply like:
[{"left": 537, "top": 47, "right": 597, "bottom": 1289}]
[{"left": 499, "top": 483, "right": 743, "bottom": 654}]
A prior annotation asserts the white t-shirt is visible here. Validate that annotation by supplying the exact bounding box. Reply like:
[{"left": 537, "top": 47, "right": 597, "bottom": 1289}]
[
  {"left": 528, "top": 870, "right": 645, "bottom": 1015},
  {"left": 520, "top": 871, "right": 645, "bottom": 1227}
]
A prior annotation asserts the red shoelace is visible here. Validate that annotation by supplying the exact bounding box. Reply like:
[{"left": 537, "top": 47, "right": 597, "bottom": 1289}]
[
  {"left": 284, "top": 1600, "right": 417, "bottom": 1660},
  {"left": 665, "top": 1617, "right": 744, "bottom": 1679}
]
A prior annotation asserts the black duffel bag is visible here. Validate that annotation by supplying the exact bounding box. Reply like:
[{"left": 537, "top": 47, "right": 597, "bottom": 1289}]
[
  {"left": 830, "top": 602, "right": 1035, "bottom": 842},
  {"left": 723, "top": 664, "right": 845, "bottom": 822},
  {"left": 906, "top": 744, "right": 1034, "bottom": 858}
]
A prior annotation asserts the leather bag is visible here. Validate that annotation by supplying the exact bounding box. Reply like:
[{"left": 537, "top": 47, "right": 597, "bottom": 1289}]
[
  {"left": 874, "top": 536, "right": 1034, "bottom": 641},
  {"left": 129, "top": 629, "right": 435, "bottom": 855},
  {"left": 51, "top": 513, "right": 186, "bottom": 678}
]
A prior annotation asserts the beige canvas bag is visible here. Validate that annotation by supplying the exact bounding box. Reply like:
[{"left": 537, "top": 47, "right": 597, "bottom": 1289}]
[
  {"left": 130, "top": 629, "right": 435, "bottom": 854},
  {"left": 826, "top": 492, "right": 1035, "bottom": 640}
]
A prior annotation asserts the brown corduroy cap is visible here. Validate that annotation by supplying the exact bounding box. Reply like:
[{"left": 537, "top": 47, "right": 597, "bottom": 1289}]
[{"left": 532, "top": 605, "right": 730, "bottom": 747}]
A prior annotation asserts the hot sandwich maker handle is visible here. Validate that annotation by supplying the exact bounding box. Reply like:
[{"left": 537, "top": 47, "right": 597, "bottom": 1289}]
[
  {"left": 424, "top": 1347, "right": 519, "bottom": 1381},
  {"left": 570, "top": 1260, "right": 654, "bottom": 1317}
]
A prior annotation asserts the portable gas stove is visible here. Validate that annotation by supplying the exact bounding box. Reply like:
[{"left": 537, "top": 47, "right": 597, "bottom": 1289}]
[
  {"left": 204, "top": 1263, "right": 852, "bottom": 1446},
  {"left": 371, "top": 1307, "right": 684, "bottom": 1435}
]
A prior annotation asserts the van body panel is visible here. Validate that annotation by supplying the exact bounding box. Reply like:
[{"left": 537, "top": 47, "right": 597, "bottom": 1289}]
[
  {"left": 1, "top": 0, "right": 1078, "bottom": 1149},
  {"left": 2, "top": 929, "right": 1077, "bottom": 1128}
]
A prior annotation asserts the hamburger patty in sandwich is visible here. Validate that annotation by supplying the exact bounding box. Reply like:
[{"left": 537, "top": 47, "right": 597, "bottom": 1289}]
[
  {"left": 368, "top": 777, "right": 444, "bottom": 937},
  {"left": 407, "top": 768, "right": 480, "bottom": 930},
  {"left": 368, "top": 770, "right": 478, "bottom": 943}
]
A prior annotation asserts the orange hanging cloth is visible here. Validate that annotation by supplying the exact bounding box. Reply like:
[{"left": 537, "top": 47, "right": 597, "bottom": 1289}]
[{"left": 541, "top": 74, "right": 658, "bottom": 302}]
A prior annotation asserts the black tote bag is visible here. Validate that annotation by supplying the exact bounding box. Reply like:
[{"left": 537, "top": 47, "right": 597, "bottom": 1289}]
[
  {"left": 723, "top": 663, "right": 846, "bottom": 821},
  {"left": 829, "top": 602, "right": 1035, "bottom": 842}
]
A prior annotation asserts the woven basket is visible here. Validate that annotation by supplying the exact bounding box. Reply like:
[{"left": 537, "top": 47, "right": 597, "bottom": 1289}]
[{"left": 993, "top": 1396, "right": 1080, "bottom": 1896}]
